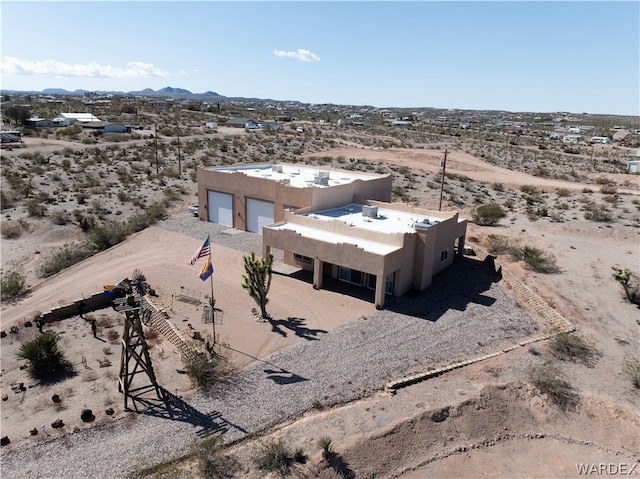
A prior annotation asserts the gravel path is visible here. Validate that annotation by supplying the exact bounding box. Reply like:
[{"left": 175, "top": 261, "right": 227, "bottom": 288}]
[{"left": 0, "top": 216, "right": 538, "bottom": 478}]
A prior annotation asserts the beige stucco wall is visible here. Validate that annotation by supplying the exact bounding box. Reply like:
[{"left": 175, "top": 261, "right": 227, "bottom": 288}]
[{"left": 197, "top": 165, "right": 392, "bottom": 231}]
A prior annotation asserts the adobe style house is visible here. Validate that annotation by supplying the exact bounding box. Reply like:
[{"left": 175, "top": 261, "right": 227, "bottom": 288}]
[
  {"left": 196, "top": 164, "right": 392, "bottom": 233},
  {"left": 196, "top": 163, "right": 467, "bottom": 308},
  {"left": 263, "top": 202, "right": 467, "bottom": 309}
]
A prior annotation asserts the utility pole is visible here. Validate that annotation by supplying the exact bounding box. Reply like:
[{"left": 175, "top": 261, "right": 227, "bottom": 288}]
[
  {"left": 439, "top": 149, "right": 448, "bottom": 211},
  {"left": 154, "top": 124, "right": 159, "bottom": 174},
  {"left": 177, "top": 128, "right": 182, "bottom": 177}
]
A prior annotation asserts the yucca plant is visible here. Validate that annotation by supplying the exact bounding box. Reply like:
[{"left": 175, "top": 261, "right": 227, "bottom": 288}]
[{"left": 17, "top": 331, "right": 72, "bottom": 380}]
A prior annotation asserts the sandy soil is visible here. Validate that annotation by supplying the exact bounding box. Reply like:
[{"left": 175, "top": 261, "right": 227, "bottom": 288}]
[{"left": 1, "top": 144, "right": 639, "bottom": 477}]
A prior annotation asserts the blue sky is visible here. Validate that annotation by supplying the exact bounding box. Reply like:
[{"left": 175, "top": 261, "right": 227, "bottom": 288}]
[{"left": 1, "top": 1, "right": 638, "bottom": 115}]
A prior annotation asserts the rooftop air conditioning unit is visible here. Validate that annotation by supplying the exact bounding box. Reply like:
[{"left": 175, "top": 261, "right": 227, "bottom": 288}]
[
  {"left": 271, "top": 165, "right": 283, "bottom": 173},
  {"left": 314, "top": 175, "right": 329, "bottom": 186},
  {"left": 362, "top": 205, "right": 378, "bottom": 218},
  {"left": 317, "top": 171, "right": 330, "bottom": 178}
]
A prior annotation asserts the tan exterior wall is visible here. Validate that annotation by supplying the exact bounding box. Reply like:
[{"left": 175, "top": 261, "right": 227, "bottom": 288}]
[{"left": 197, "top": 165, "right": 391, "bottom": 231}]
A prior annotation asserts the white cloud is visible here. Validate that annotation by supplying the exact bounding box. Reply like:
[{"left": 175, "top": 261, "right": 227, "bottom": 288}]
[
  {"left": 272, "top": 49, "right": 320, "bottom": 62},
  {"left": 1, "top": 57, "right": 169, "bottom": 79}
]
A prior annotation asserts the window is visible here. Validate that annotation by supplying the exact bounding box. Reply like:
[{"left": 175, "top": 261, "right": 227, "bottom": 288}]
[
  {"left": 367, "top": 273, "right": 394, "bottom": 295},
  {"left": 294, "top": 253, "right": 311, "bottom": 264},
  {"left": 338, "top": 267, "right": 363, "bottom": 286},
  {"left": 441, "top": 249, "right": 449, "bottom": 262}
]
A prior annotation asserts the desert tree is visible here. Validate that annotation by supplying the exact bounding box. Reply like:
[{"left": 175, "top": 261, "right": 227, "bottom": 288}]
[
  {"left": 241, "top": 251, "right": 273, "bottom": 320},
  {"left": 612, "top": 267, "right": 640, "bottom": 305}
]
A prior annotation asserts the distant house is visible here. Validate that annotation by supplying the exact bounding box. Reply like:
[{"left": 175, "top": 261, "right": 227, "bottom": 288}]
[
  {"left": 81, "top": 122, "right": 130, "bottom": 133},
  {"left": 627, "top": 161, "right": 640, "bottom": 174},
  {"left": 589, "top": 136, "right": 611, "bottom": 144},
  {"left": 225, "top": 118, "right": 253, "bottom": 128},
  {"left": 60, "top": 113, "right": 102, "bottom": 123}
]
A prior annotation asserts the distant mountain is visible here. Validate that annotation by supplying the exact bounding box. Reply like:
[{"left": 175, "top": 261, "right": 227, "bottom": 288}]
[{"left": 2, "top": 86, "right": 292, "bottom": 104}]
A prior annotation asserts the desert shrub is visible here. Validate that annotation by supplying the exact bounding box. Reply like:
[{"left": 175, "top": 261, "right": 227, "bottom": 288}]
[
  {"left": 526, "top": 359, "right": 577, "bottom": 410},
  {"left": 50, "top": 210, "right": 72, "bottom": 225},
  {"left": 87, "top": 220, "right": 129, "bottom": 251},
  {"left": 107, "top": 329, "right": 120, "bottom": 343},
  {"left": 37, "top": 243, "right": 93, "bottom": 278},
  {"left": 556, "top": 188, "right": 571, "bottom": 197},
  {"left": 1, "top": 270, "right": 27, "bottom": 300},
  {"left": 17, "top": 331, "right": 72, "bottom": 380},
  {"left": 472, "top": 202, "right": 506, "bottom": 226},
  {"left": 183, "top": 338, "right": 228, "bottom": 388},
  {"left": 584, "top": 203, "right": 613, "bottom": 222},
  {"left": 0, "top": 190, "right": 15, "bottom": 209},
  {"left": 485, "top": 234, "right": 512, "bottom": 254},
  {"left": 520, "top": 184, "right": 539, "bottom": 195},
  {"left": 621, "top": 354, "right": 640, "bottom": 389},
  {"left": 191, "top": 435, "right": 237, "bottom": 478},
  {"left": 26, "top": 199, "right": 47, "bottom": 217},
  {"left": 1, "top": 221, "right": 22, "bottom": 239},
  {"left": 252, "top": 438, "right": 304, "bottom": 476},
  {"left": 522, "top": 246, "right": 560, "bottom": 273},
  {"left": 548, "top": 333, "right": 599, "bottom": 366}
]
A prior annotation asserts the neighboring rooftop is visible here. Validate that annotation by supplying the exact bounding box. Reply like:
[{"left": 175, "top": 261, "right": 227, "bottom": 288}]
[{"left": 210, "top": 164, "right": 385, "bottom": 188}]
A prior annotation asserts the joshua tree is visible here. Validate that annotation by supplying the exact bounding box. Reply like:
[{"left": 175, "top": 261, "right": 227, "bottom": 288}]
[{"left": 241, "top": 252, "right": 273, "bottom": 319}]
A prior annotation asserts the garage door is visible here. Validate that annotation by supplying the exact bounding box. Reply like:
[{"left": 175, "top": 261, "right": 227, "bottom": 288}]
[
  {"left": 247, "top": 198, "right": 274, "bottom": 234},
  {"left": 207, "top": 191, "right": 233, "bottom": 227}
]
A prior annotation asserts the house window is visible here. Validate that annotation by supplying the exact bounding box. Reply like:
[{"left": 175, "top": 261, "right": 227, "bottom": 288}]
[
  {"left": 441, "top": 249, "right": 449, "bottom": 262},
  {"left": 367, "top": 273, "right": 395, "bottom": 295},
  {"left": 338, "top": 267, "right": 363, "bottom": 286},
  {"left": 294, "top": 253, "right": 311, "bottom": 264}
]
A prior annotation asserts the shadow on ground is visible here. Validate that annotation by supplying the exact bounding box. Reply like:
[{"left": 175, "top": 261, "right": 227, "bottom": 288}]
[{"left": 127, "top": 386, "right": 247, "bottom": 438}]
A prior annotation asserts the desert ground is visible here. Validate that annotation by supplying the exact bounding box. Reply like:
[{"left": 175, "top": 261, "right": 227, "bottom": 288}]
[{"left": 1, "top": 138, "right": 639, "bottom": 477}]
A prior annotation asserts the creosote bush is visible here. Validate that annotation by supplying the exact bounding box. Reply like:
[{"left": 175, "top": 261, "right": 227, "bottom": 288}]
[
  {"left": 1, "top": 270, "right": 27, "bottom": 300},
  {"left": 472, "top": 202, "right": 506, "bottom": 226},
  {"left": 548, "top": 332, "right": 599, "bottom": 366},
  {"left": 522, "top": 246, "right": 560, "bottom": 274},
  {"left": 526, "top": 359, "right": 577, "bottom": 410},
  {"left": 621, "top": 354, "right": 640, "bottom": 389}
]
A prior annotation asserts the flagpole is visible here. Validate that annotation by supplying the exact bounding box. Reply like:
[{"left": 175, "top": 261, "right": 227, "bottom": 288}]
[{"left": 209, "top": 260, "right": 216, "bottom": 345}]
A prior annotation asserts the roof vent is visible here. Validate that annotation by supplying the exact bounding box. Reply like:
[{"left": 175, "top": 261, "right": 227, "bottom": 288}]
[
  {"left": 362, "top": 205, "right": 378, "bottom": 218},
  {"left": 314, "top": 175, "right": 329, "bottom": 186}
]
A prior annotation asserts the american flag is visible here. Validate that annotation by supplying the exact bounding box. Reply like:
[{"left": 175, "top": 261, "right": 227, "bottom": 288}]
[{"left": 188, "top": 235, "right": 211, "bottom": 265}]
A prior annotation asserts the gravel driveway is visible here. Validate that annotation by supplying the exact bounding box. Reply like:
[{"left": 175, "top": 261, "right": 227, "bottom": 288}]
[{"left": 1, "top": 215, "right": 538, "bottom": 478}]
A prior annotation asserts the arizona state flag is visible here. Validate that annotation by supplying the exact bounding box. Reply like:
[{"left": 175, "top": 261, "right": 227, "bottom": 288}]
[{"left": 199, "top": 256, "right": 214, "bottom": 281}]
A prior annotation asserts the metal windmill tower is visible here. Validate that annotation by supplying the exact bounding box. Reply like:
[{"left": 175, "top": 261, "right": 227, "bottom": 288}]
[{"left": 114, "top": 270, "right": 161, "bottom": 410}]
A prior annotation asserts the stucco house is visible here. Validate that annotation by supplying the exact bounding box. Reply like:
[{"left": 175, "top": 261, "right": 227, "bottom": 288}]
[
  {"left": 196, "top": 164, "right": 392, "bottom": 233},
  {"left": 196, "top": 162, "right": 467, "bottom": 307},
  {"left": 263, "top": 202, "right": 467, "bottom": 309}
]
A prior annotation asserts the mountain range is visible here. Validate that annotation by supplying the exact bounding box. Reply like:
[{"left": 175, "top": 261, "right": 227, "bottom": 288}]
[{"left": 1, "top": 86, "right": 289, "bottom": 103}]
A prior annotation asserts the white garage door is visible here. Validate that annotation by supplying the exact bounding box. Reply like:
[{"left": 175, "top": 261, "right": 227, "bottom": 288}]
[
  {"left": 207, "top": 190, "right": 233, "bottom": 227},
  {"left": 247, "top": 198, "right": 274, "bottom": 234}
]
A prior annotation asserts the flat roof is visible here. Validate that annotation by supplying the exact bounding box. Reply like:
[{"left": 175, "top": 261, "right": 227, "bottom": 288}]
[
  {"left": 266, "top": 203, "right": 445, "bottom": 255},
  {"left": 268, "top": 222, "right": 401, "bottom": 255},
  {"left": 210, "top": 164, "right": 383, "bottom": 188},
  {"left": 305, "top": 203, "right": 442, "bottom": 234}
]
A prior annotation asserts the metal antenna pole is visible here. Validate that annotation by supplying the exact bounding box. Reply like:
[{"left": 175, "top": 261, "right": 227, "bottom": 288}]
[{"left": 438, "top": 149, "right": 448, "bottom": 211}]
